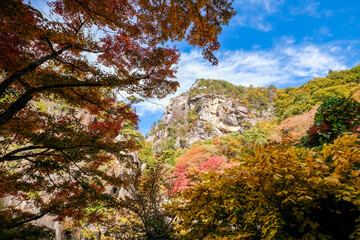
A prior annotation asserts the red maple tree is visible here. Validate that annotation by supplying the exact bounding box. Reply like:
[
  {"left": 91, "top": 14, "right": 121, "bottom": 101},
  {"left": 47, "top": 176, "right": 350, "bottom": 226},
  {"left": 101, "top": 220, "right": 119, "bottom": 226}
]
[{"left": 0, "top": 0, "right": 235, "bottom": 235}]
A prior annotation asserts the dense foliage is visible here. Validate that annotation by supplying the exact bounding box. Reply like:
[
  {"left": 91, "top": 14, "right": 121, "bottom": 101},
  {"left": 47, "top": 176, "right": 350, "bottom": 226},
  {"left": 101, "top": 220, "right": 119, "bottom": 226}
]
[
  {"left": 168, "top": 134, "right": 360, "bottom": 239},
  {"left": 161, "top": 94, "right": 360, "bottom": 239}
]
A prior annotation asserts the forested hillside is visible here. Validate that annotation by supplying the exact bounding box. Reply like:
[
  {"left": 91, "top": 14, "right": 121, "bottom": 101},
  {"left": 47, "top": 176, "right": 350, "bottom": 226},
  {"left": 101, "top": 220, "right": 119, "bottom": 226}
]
[
  {"left": 147, "top": 66, "right": 360, "bottom": 166},
  {"left": 275, "top": 67, "right": 360, "bottom": 120},
  {"left": 140, "top": 65, "right": 360, "bottom": 239}
]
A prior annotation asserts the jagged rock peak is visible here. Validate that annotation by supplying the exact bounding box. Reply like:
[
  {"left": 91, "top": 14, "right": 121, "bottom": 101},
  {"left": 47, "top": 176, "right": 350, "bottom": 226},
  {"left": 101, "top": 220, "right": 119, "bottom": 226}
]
[{"left": 146, "top": 79, "right": 277, "bottom": 151}]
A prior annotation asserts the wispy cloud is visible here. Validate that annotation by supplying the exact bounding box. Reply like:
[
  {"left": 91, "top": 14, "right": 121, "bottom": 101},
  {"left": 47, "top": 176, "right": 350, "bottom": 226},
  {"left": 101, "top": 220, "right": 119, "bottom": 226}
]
[
  {"left": 135, "top": 39, "right": 356, "bottom": 117},
  {"left": 241, "top": 0, "right": 284, "bottom": 14},
  {"left": 231, "top": 0, "right": 335, "bottom": 32},
  {"left": 316, "top": 26, "right": 333, "bottom": 37},
  {"left": 290, "top": 0, "right": 321, "bottom": 17},
  {"left": 289, "top": 0, "right": 334, "bottom": 18},
  {"left": 231, "top": 0, "right": 284, "bottom": 31}
]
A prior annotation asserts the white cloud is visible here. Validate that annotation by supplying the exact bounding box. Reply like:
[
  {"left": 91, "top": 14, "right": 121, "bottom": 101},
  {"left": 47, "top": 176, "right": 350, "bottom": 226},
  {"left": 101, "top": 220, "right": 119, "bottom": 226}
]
[{"left": 135, "top": 40, "right": 352, "bottom": 117}]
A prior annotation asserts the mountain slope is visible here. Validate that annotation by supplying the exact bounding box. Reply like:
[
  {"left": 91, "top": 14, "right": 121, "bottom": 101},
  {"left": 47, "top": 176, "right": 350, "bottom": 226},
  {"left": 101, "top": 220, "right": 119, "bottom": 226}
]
[
  {"left": 146, "top": 79, "right": 277, "bottom": 150},
  {"left": 147, "top": 65, "right": 360, "bottom": 153}
]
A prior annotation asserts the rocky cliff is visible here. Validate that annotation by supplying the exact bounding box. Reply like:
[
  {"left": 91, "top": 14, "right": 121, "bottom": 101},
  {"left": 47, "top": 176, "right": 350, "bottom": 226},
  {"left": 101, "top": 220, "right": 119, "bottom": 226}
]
[{"left": 146, "top": 79, "right": 277, "bottom": 150}]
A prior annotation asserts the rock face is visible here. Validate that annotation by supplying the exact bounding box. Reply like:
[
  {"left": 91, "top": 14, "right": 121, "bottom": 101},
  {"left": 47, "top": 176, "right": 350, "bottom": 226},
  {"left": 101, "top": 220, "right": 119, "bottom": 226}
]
[{"left": 146, "top": 79, "right": 276, "bottom": 150}]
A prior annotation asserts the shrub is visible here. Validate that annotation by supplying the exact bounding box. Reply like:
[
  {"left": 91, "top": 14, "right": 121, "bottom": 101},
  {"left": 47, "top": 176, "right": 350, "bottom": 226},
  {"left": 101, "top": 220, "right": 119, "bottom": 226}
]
[
  {"left": 304, "top": 97, "right": 360, "bottom": 147},
  {"left": 168, "top": 126, "right": 177, "bottom": 138},
  {"left": 241, "top": 126, "right": 268, "bottom": 145}
]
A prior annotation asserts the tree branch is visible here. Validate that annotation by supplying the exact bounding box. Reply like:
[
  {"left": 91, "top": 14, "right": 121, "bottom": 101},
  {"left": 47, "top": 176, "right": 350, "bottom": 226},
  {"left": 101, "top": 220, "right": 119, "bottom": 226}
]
[
  {"left": 6, "top": 209, "right": 53, "bottom": 229},
  {"left": 73, "top": 46, "right": 104, "bottom": 53},
  {"left": 71, "top": 90, "right": 112, "bottom": 114},
  {"left": 0, "top": 82, "right": 103, "bottom": 126},
  {"left": 55, "top": 57, "right": 88, "bottom": 72},
  {"left": 0, "top": 44, "right": 72, "bottom": 97},
  {"left": 0, "top": 144, "right": 108, "bottom": 163},
  {"left": 1, "top": 150, "right": 49, "bottom": 162}
]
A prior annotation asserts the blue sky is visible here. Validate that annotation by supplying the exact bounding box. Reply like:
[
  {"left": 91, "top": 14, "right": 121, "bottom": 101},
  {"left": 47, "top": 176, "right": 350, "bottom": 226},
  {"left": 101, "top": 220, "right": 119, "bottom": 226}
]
[
  {"left": 135, "top": 0, "right": 360, "bottom": 135},
  {"left": 31, "top": 0, "right": 360, "bottom": 135}
]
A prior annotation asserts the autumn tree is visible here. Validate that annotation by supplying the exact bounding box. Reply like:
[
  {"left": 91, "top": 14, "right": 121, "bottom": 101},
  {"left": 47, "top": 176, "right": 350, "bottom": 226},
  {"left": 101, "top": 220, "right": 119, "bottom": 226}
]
[
  {"left": 168, "top": 143, "right": 235, "bottom": 196},
  {"left": 169, "top": 134, "right": 360, "bottom": 239},
  {"left": 0, "top": 0, "right": 235, "bottom": 235},
  {"left": 273, "top": 107, "right": 317, "bottom": 142}
]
